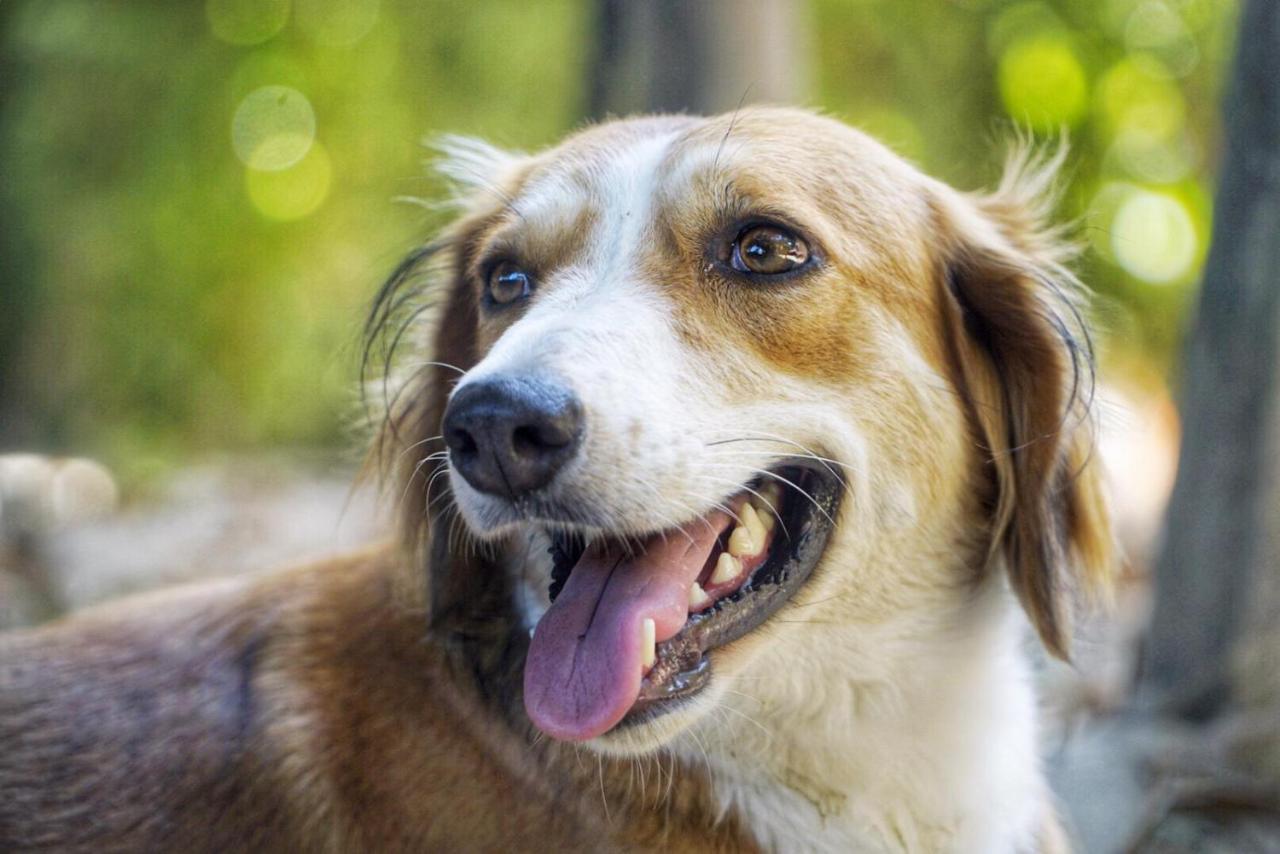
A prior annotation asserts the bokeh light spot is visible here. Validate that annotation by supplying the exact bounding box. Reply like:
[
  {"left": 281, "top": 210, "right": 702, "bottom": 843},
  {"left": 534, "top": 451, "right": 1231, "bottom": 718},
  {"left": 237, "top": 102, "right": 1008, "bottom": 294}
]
[
  {"left": 206, "top": 0, "right": 290, "bottom": 46},
  {"left": 232, "top": 86, "right": 316, "bottom": 171},
  {"left": 987, "top": 2, "right": 1066, "bottom": 58},
  {"left": 295, "top": 0, "right": 380, "bottom": 46},
  {"left": 1097, "top": 58, "right": 1186, "bottom": 140},
  {"left": 246, "top": 142, "right": 332, "bottom": 221},
  {"left": 1108, "top": 129, "right": 1195, "bottom": 183},
  {"left": 1125, "top": 1, "right": 1199, "bottom": 77},
  {"left": 998, "top": 37, "right": 1088, "bottom": 130},
  {"left": 1110, "top": 188, "right": 1196, "bottom": 283}
]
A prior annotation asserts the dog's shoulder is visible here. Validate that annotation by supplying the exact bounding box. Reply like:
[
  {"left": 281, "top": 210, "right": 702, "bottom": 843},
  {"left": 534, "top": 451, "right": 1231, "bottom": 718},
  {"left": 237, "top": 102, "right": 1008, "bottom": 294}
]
[
  {"left": 0, "top": 561, "right": 314, "bottom": 850},
  {"left": 0, "top": 548, "right": 619, "bottom": 852}
]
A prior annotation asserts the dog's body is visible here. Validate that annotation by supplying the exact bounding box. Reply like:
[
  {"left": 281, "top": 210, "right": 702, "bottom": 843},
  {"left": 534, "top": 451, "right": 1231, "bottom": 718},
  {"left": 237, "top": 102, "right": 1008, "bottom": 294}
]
[
  {"left": 0, "top": 549, "right": 759, "bottom": 851},
  {"left": 1, "top": 109, "right": 1108, "bottom": 852}
]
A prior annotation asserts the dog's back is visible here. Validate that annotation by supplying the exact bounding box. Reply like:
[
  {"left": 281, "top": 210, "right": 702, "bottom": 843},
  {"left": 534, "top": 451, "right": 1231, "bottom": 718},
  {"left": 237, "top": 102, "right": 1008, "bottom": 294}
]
[
  {"left": 1, "top": 574, "right": 293, "bottom": 850},
  {"left": 0, "top": 551, "right": 623, "bottom": 852}
]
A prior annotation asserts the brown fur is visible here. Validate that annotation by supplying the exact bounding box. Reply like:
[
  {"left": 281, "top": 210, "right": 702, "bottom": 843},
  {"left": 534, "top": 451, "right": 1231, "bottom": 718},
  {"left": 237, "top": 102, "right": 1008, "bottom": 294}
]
[{"left": 932, "top": 149, "right": 1112, "bottom": 657}]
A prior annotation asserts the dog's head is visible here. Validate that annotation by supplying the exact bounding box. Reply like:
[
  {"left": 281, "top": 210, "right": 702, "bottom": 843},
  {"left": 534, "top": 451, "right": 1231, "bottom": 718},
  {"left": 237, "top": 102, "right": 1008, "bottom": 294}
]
[{"left": 368, "top": 108, "right": 1112, "bottom": 752}]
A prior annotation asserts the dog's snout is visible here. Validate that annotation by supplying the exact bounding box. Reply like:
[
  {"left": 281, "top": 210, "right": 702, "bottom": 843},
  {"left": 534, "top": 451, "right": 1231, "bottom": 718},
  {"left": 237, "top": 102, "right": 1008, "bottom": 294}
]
[{"left": 443, "top": 376, "right": 584, "bottom": 498}]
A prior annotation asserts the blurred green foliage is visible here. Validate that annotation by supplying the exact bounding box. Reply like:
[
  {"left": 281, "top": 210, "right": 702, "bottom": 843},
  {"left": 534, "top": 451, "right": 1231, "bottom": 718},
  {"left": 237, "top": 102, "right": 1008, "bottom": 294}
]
[
  {"left": 0, "top": 0, "right": 1237, "bottom": 484},
  {"left": 0, "top": 0, "right": 587, "bottom": 482}
]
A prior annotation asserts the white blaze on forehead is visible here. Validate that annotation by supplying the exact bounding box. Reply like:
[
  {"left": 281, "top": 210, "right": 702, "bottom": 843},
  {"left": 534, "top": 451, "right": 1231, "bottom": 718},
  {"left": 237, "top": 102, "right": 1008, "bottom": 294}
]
[
  {"left": 586, "top": 130, "right": 685, "bottom": 274},
  {"left": 518, "top": 129, "right": 684, "bottom": 274},
  {"left": 654, "top": 138, "right": 724, "bottom": 195},
  {"left": 461, "top": 130, "right": 686, "bottom": 381}
]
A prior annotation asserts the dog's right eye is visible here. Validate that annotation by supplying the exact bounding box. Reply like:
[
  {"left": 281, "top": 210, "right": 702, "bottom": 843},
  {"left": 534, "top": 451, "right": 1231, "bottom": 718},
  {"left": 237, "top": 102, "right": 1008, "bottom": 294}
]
[
  {"left": 487, "top": 262, "right": 532, "bottom": 306},
  {"left": 734, "top": 225, "right": 809, "bottom": 275}
]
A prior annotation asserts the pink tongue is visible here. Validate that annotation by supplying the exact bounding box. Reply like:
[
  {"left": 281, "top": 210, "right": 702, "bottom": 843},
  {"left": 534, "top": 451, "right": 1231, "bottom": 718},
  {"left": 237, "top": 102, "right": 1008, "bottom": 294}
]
[{"left": 523, "top": 516, "right": 726, "bottom": 741}]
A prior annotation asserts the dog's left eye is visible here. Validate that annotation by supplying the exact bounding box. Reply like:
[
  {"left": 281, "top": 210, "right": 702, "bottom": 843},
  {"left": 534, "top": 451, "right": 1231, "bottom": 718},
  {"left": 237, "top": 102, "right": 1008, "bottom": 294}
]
[
  {"left": 732, "top": 225, "right": 810, "bottom": 276},
  {"left": 487, "top": 262, "right": 533, "bottom": 305}
]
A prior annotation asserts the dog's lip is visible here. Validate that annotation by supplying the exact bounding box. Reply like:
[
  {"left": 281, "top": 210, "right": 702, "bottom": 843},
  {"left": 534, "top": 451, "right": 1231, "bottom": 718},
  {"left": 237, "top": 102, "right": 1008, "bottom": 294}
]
[{"left": 544, "top": 461, "right": 844, "bottom": 730}]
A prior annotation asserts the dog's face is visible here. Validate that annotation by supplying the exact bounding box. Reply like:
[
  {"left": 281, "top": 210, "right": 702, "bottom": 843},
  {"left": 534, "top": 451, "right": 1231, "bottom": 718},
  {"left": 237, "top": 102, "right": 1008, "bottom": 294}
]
[{"left": 376, "top": 108, "right": 1111, "bottom": 753}]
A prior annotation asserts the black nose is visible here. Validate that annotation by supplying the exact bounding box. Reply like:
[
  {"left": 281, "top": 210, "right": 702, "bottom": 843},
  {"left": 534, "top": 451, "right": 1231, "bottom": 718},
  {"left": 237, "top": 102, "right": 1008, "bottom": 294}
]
[{"left": 442, "top": 375, "right": 584, "bottom": 498}]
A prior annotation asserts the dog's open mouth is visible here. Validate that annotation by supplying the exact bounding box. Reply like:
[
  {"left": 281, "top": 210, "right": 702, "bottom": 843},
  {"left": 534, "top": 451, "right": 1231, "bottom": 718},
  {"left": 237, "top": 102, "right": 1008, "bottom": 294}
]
[{"left": 522, "top": 462, "right": 842, "bottom": 741}]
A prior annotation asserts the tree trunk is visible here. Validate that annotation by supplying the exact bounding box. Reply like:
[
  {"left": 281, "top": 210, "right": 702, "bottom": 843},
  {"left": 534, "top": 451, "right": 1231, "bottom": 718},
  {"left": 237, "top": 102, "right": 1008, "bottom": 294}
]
[
  {"left": 586, "top": 0, "right": 808, "bottom": 118},
  {"left": 1233, "top": 378, "right": 1280, "bottom": 782},
  {"left": 1144, "top": 0, "right": 1280, "bottom": 719},
  {"left": 1224, "top": 14, "right": 1280, "bottom": 769}
]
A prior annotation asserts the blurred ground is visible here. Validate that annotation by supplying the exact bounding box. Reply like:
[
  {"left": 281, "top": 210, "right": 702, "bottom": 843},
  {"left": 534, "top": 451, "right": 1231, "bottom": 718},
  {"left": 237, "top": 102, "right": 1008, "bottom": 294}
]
[{"left": 0, "top": 454, "right": 385, "bottom": 628}]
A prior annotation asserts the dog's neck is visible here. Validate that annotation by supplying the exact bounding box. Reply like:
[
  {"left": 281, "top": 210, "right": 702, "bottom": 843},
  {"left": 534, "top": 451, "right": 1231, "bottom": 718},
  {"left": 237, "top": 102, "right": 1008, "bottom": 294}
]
[{"left": 670, "top": 577, "right": 1053, "bottom": 853}]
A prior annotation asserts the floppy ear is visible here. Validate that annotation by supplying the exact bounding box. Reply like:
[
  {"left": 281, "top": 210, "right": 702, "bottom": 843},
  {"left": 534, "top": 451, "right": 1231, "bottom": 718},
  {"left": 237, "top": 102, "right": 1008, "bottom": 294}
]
[
  {"left": 361, "top": 138, "right": 527, "bottom": 631},
  {"left": 933, "top": 147, "right": 1114, "bottom": 659}
]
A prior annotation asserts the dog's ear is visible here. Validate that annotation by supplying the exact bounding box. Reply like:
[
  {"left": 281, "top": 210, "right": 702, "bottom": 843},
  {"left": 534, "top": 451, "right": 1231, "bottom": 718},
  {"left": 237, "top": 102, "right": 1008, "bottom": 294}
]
[
  {"left": 933, "top": 146, "right": 1114, "bottom": 659},
  {"left": 362, "top": 138, "right": 528, "bottom": 624}
]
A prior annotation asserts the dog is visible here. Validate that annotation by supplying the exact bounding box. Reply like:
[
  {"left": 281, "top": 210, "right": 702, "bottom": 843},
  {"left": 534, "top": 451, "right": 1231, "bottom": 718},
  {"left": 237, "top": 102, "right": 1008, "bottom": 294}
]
[{"left": 0, "top": 108, "right": 1111, "bottom": 852}]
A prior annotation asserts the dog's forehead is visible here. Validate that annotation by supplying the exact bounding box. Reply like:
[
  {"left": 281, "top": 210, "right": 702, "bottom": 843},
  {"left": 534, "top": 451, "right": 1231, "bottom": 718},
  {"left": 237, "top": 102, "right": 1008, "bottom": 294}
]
[
  {"left": 511, "top": 109, "right": 929, "bottom": 255},
  {"left": 512, "top": 117, "right": 694, "bottom": 223}
]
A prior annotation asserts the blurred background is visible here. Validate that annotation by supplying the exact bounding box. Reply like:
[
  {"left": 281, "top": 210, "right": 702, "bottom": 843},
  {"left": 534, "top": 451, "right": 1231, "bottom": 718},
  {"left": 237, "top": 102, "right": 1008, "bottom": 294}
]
[{"left": 2, "top": 1, "right": 1278, "bottom": 851}]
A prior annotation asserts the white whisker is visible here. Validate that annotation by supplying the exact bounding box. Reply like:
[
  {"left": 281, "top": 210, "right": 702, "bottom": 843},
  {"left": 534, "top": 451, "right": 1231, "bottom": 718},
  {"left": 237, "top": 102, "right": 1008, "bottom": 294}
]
[{"left": 699, "top": 464, "right": 837, "bottom": 528}]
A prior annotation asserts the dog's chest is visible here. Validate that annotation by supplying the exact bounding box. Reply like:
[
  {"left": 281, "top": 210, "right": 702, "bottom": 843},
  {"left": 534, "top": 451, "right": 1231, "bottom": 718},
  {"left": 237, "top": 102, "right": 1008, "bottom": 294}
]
[
  {"left": 711, "top": 767, "right": 887, "bottom": 853},
  {"left": 689, "top": 696, "right": 1043, "bottom": 854}
]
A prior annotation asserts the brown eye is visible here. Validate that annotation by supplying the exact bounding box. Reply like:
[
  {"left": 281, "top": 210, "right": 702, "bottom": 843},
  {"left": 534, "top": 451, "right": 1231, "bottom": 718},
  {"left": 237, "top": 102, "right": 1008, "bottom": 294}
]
[
  {"left": 487, "top": 261, "right": 532, "bottom": 305},
  {"left": 732, "top": 225, "right": 810, "bottom": 275}
]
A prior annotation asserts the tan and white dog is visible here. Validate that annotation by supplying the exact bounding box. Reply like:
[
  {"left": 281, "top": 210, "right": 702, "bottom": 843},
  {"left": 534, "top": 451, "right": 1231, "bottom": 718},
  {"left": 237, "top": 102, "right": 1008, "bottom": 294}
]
[{"left": 0, "top": 108, "right": 1111, "bottom": 852}]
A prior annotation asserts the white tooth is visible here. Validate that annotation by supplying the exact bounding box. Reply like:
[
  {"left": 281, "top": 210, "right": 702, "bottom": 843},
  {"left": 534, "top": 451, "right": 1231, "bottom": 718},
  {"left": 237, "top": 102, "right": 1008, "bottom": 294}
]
[
  {"left": 760, "top": 481, "right": 782, "bottom": 509},
  {"left": 754, "top": 502, "right": 777, "bottom": 533},
  {"left": 712, "top": 552, "right": 742, "bottom": 585},
  {"left": 688, "top": 582, "right": 710, "bottom": 609},
  {"left": 741, "top": 503, "right": 768, "bottom": 549},
  {"left": 642, "top": 618, "right": 656, "bottom": 670},
  {"left": 728, "top": 524, "right": 755, "bottom": 557}
]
